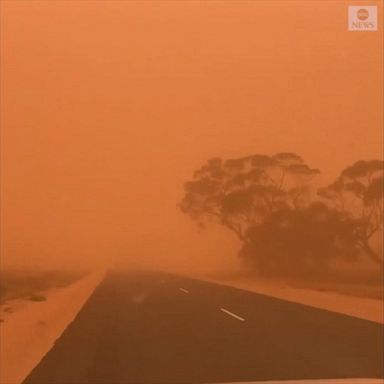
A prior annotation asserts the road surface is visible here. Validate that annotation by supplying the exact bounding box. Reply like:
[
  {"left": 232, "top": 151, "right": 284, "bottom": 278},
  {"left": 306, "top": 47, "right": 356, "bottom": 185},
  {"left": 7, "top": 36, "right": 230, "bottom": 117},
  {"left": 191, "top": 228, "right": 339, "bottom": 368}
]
[{"left": 23, "top": 270, "right": 383, "bottom": 383}]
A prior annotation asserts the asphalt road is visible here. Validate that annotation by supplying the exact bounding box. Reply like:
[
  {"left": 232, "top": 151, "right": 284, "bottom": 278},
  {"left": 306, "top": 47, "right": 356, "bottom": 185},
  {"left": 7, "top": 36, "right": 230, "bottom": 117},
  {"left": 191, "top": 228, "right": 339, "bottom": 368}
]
[{"left": 23, "top": 270, "right": 383, "bottom": 384}]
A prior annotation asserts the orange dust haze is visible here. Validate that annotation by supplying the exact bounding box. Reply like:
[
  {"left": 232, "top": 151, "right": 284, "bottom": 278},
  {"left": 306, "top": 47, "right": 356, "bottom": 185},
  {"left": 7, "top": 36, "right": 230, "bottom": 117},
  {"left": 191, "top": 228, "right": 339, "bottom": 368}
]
[{"left": 1, "top": 0, "right": 382, "bottom": 272}]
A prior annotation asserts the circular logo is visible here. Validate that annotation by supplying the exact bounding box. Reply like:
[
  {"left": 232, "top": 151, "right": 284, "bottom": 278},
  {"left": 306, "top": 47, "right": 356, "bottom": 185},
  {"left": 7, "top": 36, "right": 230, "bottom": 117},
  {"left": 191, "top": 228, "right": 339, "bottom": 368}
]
[{"left": 357, "top": 8, "right": 369, "bottom": 21}]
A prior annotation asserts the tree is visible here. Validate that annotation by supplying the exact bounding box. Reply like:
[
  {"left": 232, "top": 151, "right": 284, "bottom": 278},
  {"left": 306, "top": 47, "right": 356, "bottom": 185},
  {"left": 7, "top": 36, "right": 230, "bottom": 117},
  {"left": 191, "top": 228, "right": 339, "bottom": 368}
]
[
  {"left": 239, "top": 202, "right": 358, "bottom": 277},
  {"left": 318, "top": 160, "right": 383, "bottom": 264},
  {"left": 179, "top": 152, "right": 320, "bottom": 244}
]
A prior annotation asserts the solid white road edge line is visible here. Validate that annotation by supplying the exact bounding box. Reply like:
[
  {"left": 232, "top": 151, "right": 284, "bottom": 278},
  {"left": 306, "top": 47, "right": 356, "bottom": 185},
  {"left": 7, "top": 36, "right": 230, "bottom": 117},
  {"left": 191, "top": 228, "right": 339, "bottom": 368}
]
[
  {"left": 179, "top": 288, "right": 189, "bottom": 294},
  {"left": 220, "top": 308, "right": 245, "bottom": 322}
]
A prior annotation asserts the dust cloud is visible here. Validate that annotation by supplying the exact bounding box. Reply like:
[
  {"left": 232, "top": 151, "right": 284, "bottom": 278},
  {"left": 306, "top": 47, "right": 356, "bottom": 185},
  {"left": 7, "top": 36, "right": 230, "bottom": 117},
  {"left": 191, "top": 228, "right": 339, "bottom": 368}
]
[{"left": 1, "top": 0, "right": 382, "bottom": 279}]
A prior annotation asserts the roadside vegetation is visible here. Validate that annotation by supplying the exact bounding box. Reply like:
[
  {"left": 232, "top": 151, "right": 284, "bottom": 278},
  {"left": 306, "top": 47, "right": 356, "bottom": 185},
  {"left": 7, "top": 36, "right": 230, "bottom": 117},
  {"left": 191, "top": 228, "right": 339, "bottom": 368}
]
[
  {"left": 0, "top": 269, "right": 86, "bottom": 305},
  {"left": 180, "top": 153, "right": 383, "bottom": 293}
]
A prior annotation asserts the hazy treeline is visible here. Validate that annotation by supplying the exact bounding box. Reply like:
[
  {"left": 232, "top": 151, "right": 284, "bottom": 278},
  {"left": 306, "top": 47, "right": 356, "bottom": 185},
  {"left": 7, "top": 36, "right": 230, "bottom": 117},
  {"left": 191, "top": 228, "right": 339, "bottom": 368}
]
[{"left": 180, "top": 153, "right": 383, "bottom": 280}]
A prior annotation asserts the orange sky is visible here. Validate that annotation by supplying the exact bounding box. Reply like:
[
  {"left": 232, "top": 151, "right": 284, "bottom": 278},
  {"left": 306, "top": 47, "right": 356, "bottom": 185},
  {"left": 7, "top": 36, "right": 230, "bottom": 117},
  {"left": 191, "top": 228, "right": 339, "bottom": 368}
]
[{"left": 1, "top": 0, "right": 382, "bottom": 271}]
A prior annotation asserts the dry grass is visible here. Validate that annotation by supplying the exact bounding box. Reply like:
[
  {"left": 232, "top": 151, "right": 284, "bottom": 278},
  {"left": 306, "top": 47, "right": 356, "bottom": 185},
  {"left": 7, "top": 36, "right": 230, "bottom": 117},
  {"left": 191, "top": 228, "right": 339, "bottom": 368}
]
[{"left": 0, "top": 269, "right": 87, "bottom": 305}]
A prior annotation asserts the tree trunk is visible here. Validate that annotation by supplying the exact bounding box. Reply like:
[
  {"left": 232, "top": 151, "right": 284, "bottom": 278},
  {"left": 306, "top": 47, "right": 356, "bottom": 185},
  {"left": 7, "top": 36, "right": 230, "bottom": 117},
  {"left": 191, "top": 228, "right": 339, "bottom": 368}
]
[{"left": 221, "top": 219, "right": 249, "bottom": 245}]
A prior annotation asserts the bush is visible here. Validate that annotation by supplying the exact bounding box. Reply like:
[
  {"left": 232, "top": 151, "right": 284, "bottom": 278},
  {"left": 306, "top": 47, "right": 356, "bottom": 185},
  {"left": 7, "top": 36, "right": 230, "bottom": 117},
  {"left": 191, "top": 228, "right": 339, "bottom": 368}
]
[
  {"left": 27, "top": 294, "right": 47, "bottom": 302},
  {"left": 240, "top": 203, "right": 358, "bottom": 278}
]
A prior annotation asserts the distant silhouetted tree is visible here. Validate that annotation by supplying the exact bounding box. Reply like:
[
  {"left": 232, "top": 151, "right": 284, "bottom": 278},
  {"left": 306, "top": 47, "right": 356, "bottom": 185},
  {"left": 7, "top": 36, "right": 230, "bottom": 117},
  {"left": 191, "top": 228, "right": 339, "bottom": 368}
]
[
  {"left": 240, "top": 202, "right": 358, "bottom": 277},
  {"left": 318, "top": 160, "right": 383, "bottom": 264},
  {"left": 180, "top": 152, "right": 319, "bottom": 244}
]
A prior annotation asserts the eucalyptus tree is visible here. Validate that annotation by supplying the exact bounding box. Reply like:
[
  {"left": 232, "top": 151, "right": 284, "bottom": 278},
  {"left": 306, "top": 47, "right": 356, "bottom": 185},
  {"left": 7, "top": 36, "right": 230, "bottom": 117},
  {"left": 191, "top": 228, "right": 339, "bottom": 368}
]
[
  {"left": 318, "top": 160, "right": 383, "bottom": 264},
  {"left": 240, "top": 202, "right": 358, "bottom": 277},
  {"left": 180, "top": 152, "right": 320, "bottom": 245}
]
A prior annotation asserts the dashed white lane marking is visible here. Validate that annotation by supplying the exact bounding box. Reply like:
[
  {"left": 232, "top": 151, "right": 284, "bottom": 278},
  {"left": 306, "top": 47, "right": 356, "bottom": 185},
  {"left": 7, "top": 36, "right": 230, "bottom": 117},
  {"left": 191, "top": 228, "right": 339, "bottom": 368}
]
[
  {"left": 179, "top": 288, "right": 189, "bottom": 294},
  {"left": 220, "top": 308, "right": 245, "bottom": 322}
]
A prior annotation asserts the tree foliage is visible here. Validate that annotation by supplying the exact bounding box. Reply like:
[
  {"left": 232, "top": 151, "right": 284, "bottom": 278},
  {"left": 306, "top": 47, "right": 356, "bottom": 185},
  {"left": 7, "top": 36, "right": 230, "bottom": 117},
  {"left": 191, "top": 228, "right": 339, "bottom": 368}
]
[
  {"left": 318, "top": 160, "right": 383, "bottom": 264},
  {"left": 240, "top": 202, "right": 358, "bottom": 277},
  {"left": 180, "top": 155, "right": 383, "bottom": 277},
  {"left": 180, "top": 152, "right": 319, "bottom": 242}
]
